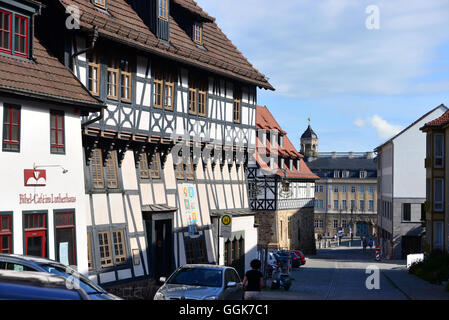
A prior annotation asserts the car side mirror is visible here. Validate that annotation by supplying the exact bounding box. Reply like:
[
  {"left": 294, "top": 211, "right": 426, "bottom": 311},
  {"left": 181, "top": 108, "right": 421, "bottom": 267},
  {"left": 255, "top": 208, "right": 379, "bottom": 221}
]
[
  {"left": 226, "top": 281, "right": 237, "bottom": 288},
  {"left": 159, "top": 277, "right": 166, "bottom": 283}
]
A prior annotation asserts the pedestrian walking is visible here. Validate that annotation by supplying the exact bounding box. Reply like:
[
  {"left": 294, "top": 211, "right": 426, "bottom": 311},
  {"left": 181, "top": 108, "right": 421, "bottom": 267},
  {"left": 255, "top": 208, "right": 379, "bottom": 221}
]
[
  {"left": 242, "top": 259, "right": 264, "bottom": 300},
  {"left": 362, "top": 237, "right": 367, "bottom": 252},
  {"left": 368, "top": 238, "right": 373, "bottom": 249}
]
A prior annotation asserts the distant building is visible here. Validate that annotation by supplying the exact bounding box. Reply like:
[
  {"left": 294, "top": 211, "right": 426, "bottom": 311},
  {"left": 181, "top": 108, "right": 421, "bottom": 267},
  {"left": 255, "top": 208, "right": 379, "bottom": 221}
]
[
  {"left": 248, "top": 106, "right": 318, "bottom": 254},
  {"left": 375, "top": 104, "right": 448, "bottom": 259},
  {"left": 302, "top": 125, "right": 377, "bottom": 238},
  {"left": 420, "top": 105, "right": 449, "bottom": 254}
]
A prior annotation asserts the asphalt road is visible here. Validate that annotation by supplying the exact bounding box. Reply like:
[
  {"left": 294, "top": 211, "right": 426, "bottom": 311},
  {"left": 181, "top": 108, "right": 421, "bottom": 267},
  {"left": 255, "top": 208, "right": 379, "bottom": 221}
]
[{"left": 259, "top": 244, "right": 410, "bottom": 300}]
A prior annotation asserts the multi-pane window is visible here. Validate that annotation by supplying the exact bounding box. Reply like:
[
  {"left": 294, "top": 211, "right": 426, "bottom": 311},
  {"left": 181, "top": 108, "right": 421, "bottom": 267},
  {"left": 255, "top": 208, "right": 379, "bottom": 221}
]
[
  {"left": 434, "top": 133, "right": 444, "bottom": 168},
  {"left": 139, "top": 152, "right": 150, "bottom": 179},
  {"left": 14, "top": 14, "right": 28, "bottom": 57},
  {"left": 188, "top": 77, "right": 197, "bottom": 114},
  {"left": 334, "top": 185, "right": 339, "bottom": 193},
  {"left": 105, "top": 151, "right": 119, "bottom": 189},
  {"left": 198, "top": 80, "right": 207, "bottom": 116},
  {"left": 98, "top": 231, "right": 113, "bottom": 267},
  {"left": 342, "top": 220, "right": 347, "bottom": 228},
  {"left": 94, "top": 0, "right": 106, "bottom": 9},
  {"left": 315, "top": 185, "right": 323, "bottom": 193},
  {"left": 342, "top": 200, "right": 347, "bottom": 210},
  {"left": 359, "top": 170, "right": 367, "bottom": 179},
  {"left": 2, "top": 104, "right": 20, "bottom": 152},
  {"left": 88, "top": 51, "right": 100, "bottom": 96},
  {"left": 342, "top": 185, "right": 347, "bottom": 193},
  {"left": 120, "top": 58, "right": 132, "bottom": 102},
  {"left": 87, "top": 232, "right": 93, "bottom": 270},
  {"left": 403, "top": 203, "right": 411, "bottom": 222},
  {"left": 334, "top": 170, "right": 340, "bottom": 178},
  {"left": 107, "top": 57, "right": 119, "bottom": 100},
  {"left": 333, "top": 220, "right": 338, "bottom": 229},
  {"left": 149, "top": 152, "right": 161, "bottom": 179},
  {"left": 359, "top": 185, "right": 365, "bottom": 193},
  {"left": 369, "top": 200, "right": 374, "bottom": 211},
  {"left": 233, "top": 87, "right": 241, "bottom": 123},
  {"left": 351, "top": 186, "right": 356, "bottom": 193},
  {"left": 350, "top": 200, "right": 355, "bottom": 210},
  {"left": 50, "top": 111, "right": 65, "bottom": 154},
  {"left": 112, "top": 230, "right": 126, "bottom": 265},
  {"left": 433, "top": 178, "right": 444, "bottom": 212},
  {"left": 0, "top": 10, "right": 12, "bottom": 53},
  {"left": 164, "top": 71, "right": 175, "bottom": 111},
  {"left": 154, "top": 69, "right": 175, "bottom": 111},
  {"left": 158, "top": 0, "right": 168, "bottom": 20},
  {"left": 369, "top": 186, "right": 375, "bottom": 194},
  {"left": 333, "top": 200, "right": 338, "bottom": 210},
  {"left": 360, "top": 200, "right": 365, "bottom": 211},
  {"left": 0, "top": 214, "right": 12, "bottom": 253},
  {"left": 193, "top": 22, "right": 203, "bottom": 45}
]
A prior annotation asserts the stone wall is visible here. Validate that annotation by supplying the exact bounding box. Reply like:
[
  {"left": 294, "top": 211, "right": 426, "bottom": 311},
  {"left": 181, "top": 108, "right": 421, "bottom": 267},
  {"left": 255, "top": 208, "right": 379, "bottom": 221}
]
[{"left": 254, "top": 207, "right": 316, "bottom": 255}]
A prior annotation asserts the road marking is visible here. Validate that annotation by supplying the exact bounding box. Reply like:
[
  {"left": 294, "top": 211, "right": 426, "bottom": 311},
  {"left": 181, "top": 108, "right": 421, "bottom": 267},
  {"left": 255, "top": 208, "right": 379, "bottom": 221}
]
[{"left": 325, "top": 260, "right": 339, "bottom": 300}]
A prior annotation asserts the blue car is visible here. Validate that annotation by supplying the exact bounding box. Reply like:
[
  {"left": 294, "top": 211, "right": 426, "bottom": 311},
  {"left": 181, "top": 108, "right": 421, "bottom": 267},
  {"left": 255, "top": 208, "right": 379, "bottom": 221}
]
[{"left": 0, "top": 254, "right": 121, "bottom": 300}]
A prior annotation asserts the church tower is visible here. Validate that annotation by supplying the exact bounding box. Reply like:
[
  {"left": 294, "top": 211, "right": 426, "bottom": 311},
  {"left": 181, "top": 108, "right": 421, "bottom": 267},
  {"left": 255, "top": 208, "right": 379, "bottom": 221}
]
[{"left": 300, "top": 119, "right": 318, "bottom": 160}]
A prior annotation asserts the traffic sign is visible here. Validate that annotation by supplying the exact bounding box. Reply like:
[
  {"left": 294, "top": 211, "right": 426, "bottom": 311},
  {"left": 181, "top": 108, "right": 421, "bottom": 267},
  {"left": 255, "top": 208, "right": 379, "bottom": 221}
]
[{"left": 220, "top": 214, "right": 232, "bottom": 238}]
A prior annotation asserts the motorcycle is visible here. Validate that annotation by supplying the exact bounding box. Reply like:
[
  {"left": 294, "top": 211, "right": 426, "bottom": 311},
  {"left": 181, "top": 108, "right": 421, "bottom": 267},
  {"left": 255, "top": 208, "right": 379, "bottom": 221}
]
[{"left": 270, "top": 262, "right": 291, "bottom": 291}]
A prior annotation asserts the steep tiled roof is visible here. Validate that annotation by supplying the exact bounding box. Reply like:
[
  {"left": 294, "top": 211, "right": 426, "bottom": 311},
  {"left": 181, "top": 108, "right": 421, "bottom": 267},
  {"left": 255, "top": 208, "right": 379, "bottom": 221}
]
[
  {"left": 0, "top": 35, "right": 102, "bottom": 110},
  {"left": 59, "top": 0, "right": 273, "bottom": 90},
  {"left": 421, "top": 108, "right": 449, "bottom": 130},
  {"left": 254, "top": 105, "right": 318, "bottom": 180}
]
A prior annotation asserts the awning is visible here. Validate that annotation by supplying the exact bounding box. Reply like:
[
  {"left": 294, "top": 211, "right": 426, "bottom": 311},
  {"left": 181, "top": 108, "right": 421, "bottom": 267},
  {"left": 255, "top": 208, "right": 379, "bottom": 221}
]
[
  {"left": 209, "top": 208, "right": 255, "bottom": 217},
  {"left": 142, "top": 204, "right": 177, "bottom": 219}
]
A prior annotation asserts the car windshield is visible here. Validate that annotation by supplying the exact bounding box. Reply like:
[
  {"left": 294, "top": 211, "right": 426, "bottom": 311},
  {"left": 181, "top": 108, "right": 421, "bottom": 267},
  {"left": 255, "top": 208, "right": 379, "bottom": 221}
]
[
  {"left": 167, "top": 267, "right": 223, "bottom": 288},
  {"left": 40, "top": 264, "right": 105, "bottom": 295}
]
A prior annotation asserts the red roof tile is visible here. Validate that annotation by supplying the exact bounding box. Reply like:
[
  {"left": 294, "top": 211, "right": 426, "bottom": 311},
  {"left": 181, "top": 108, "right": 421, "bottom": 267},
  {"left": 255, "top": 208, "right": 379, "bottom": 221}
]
[
  {"left": 59, "top": 0, "right": 273, "bottom": 90},
  {"left": 422, "top": 108, "right": 449, "bottom": 129},
  {"left": 0, "top": 35, "right": 102, "bottom": 109},
  {"left": 254, "top": 105, "right": 318, "bottom": 180}
]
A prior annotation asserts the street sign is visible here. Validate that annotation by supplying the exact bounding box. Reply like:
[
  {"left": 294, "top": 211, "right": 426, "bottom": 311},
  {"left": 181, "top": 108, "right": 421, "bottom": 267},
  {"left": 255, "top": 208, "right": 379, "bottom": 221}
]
[{"left": 220, "top": 214, "right": 232, "bottom": 238}]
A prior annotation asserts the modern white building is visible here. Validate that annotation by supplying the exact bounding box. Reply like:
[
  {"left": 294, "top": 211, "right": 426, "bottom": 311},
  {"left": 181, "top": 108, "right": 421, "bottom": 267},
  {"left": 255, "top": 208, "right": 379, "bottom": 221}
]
[
  {"left": 0, "top": 0, "right": 103, "bottom": 274},
  {"left": 375, "top": 105, "right": 448, "bottom": 259}
]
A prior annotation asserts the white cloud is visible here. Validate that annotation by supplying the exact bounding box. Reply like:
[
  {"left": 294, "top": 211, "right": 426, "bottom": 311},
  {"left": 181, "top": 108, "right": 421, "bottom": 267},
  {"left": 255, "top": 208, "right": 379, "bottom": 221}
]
[
  {"left": 369, "top": 115, "right": 403, "bottom": 140},
  {"left": 197, "top": 0, "right": 449, "bottom": 98},
  {"left": 354, "top": 118, "right": 365, "bottom": 127}
]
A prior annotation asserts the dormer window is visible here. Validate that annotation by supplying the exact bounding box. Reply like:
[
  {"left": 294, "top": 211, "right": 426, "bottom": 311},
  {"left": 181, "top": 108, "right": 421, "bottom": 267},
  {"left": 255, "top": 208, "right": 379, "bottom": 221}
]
[
  {"left": 93, "top": 0, "right": 106, "bottom": 9},
  {"left": 193, "top": 22, "right": 203, "bottom": 45},
  {"left": 158, "top": 0, "right": 168, "bottom": 20},
  {"left": 0, "top": 9, "right": 29, "bottom": 58}
]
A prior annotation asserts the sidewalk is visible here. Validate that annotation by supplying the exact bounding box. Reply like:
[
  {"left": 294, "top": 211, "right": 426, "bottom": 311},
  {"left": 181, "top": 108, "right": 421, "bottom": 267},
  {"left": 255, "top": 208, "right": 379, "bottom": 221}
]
[{"left": 380, "top": 262, "right": 449, "bottom": 300}]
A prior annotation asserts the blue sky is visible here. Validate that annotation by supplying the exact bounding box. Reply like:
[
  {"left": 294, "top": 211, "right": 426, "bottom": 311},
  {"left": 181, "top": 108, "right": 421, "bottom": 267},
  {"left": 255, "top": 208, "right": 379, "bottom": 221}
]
[{"left": 196, "top": 0, "right": 449, "bottom": 152}]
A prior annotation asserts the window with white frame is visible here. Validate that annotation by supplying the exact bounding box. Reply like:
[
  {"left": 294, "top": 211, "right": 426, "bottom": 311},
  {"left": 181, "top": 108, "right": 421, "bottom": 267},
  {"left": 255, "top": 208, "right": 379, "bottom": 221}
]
[
  {"left": 342, "top": 185, "right": 347, "bottom": 193},
  {"left": 334, "top": 170, "right": 340, "bottom": 178},
  {"left": 342, "top": 170, "right": 350, "bottom": 178},
  {"left": 434, "top": 133, "right": 444, "bottom": 168},
  {"left": 369, "top": 200, "right": 374, "bottom": 211},
  {"left": 333, "top": 220, "right": 338, "bottom": 229},
  {"left": 433, "top": 178, "right": 444, "bottom": 211},
  {"left": 360, "top": 170, "right": 367, "bottom": 179},
  {"left": 297, "top": 159, "right": 300, "bottom": 172},
  {"left": 334, "top": 185, "right": 339, "bottom": 193}
]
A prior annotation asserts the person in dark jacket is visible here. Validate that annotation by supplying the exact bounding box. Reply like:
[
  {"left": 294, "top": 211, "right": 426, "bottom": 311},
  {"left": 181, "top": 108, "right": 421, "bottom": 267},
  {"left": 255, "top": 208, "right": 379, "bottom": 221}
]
[{"left": 242, "top": 259, "right": 264, "bottom": 300}]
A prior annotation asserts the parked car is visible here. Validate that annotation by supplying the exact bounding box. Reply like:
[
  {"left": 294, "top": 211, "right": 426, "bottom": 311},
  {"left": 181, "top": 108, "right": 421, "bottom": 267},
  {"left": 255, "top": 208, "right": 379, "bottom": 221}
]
[
  {"left": 0, "top": 254, "right": 121, "bottom": 300},
  {"left": 154, "top": 264, "right": 243, "bottom": 300},
  {"left": 0, "top": 270, "right": 90, "bottom": 300},
  {"left": 290, "top": 250, "right": 306, "bottom": 265},
  {"left": 276, "top": 250, "right": 302, "bottom": 268}
]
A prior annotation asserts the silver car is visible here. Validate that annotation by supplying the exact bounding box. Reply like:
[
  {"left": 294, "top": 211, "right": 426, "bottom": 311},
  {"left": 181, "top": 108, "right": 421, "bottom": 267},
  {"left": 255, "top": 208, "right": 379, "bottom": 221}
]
[{"left": 154, "top": 264, "right": 243, "bottom": 300}]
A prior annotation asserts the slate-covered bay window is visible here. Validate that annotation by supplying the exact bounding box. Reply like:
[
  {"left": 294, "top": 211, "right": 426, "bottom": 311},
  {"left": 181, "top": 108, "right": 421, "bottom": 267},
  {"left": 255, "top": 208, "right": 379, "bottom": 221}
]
[{"left": 2, "top": 104, "right": 20, "bottom": 152}]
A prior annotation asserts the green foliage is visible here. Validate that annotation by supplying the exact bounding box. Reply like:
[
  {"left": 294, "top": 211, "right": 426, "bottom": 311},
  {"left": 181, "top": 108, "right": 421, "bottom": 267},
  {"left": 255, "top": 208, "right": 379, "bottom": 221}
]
[{"left": 408, "top": 252, "right": 449, "bottom": 285}]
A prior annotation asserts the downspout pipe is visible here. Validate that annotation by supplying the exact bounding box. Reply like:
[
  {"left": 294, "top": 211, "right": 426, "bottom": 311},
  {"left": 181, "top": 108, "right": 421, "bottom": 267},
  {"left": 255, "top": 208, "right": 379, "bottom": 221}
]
[{"left": 72, "top": 26, "right": 104, "bottom": 128}]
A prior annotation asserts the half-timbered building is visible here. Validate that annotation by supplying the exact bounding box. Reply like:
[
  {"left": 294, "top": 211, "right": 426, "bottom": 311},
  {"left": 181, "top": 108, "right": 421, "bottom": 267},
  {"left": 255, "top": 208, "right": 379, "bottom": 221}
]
[
  {"left": 0, "top": 0, "right": 103, "bottom": 270},
  {"left": 248, "top": 106, "right": 318, "bottom": 254},
  {"left": 37, "top": 0, "right": 273, "bottom": 289}
]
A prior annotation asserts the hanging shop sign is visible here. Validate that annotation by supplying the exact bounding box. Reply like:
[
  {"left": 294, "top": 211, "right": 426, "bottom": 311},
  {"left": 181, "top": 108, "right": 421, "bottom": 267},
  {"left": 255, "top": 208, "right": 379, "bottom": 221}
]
[
  {"left": 183, "top": 184, "right": 200, "bottom": 238},
  {"left": 24, "top": 169, "right": 47, "bottom": 187}
]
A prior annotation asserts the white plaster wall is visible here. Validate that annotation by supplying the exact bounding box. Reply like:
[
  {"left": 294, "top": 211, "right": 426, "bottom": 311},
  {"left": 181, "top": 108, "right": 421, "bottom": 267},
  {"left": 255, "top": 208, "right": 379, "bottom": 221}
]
[
  {"left": 0, "top": 97, "right": 88, "bottom": 274},
  {"left": 393, "top": 106, "right": 447, "bottom": 198}
]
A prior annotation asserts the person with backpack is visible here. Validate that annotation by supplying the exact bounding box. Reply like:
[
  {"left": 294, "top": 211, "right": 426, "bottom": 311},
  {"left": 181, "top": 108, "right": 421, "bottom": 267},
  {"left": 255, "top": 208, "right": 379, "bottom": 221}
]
[{"left": 362, "top": 237, "right": 367, "bottom": 252}]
